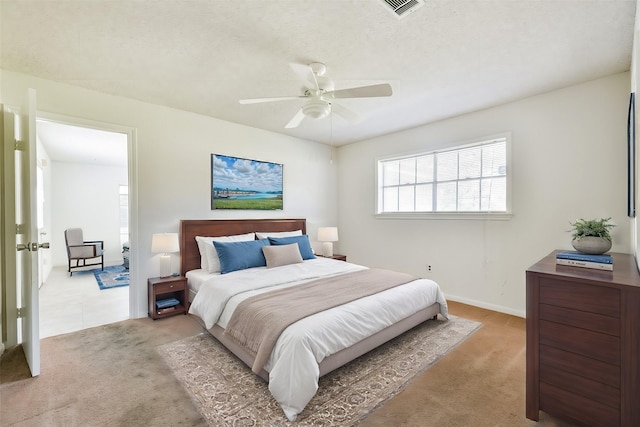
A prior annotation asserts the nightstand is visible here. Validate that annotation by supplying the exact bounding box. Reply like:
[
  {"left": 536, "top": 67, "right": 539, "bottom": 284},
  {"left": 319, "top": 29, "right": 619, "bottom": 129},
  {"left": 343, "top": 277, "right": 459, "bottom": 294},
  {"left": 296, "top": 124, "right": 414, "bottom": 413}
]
[
  {"left": 320, "top": 254, "right": 347, "bottom": 262},
  {"left": 148, "top": 276, "right": 188, "bottom": 320}
]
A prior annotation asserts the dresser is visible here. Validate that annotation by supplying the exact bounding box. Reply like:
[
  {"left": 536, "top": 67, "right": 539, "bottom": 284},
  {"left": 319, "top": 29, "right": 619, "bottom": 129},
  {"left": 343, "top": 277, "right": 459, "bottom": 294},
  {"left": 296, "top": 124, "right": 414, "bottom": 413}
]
[{"left": 526, "top": 251, "right": 640, "bottom": 426}]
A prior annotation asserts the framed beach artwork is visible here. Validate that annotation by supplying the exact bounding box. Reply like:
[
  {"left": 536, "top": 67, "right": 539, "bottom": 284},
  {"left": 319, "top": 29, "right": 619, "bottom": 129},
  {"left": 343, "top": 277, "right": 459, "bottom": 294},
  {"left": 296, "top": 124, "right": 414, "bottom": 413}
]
[{"left": 211, "top": 154, "right": 283, "bottom": 210}]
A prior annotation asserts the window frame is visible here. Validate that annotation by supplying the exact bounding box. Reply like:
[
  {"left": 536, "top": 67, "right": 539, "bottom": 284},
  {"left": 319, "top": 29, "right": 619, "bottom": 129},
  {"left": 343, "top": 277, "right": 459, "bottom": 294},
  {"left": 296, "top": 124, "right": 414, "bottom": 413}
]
[{"left": 375, "top": 133, "right": 513, "bottom": 220}]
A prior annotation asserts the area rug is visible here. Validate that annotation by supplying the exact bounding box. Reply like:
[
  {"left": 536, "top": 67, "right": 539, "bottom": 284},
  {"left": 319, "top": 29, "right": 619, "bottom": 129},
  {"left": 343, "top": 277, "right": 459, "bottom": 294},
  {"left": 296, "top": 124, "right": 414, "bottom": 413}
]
[
  {"left": 93, "top": 265, "right": 129, "bottom": 290},
  {"left": 158, "top": 315, "right": 481, "bottom": 426}
]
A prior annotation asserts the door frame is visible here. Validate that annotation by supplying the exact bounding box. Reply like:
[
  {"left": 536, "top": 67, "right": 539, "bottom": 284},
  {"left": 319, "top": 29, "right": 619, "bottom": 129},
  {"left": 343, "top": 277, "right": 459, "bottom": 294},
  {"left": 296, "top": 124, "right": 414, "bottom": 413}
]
[
  {"left": 1, "top": 108, "right": 138, "bottom": 357},
  {"left": 1, "top": 104, "right": 19, "bottom": 351},
  {"left": 37, "top": 111, "right": 139, "bottom": 322}
]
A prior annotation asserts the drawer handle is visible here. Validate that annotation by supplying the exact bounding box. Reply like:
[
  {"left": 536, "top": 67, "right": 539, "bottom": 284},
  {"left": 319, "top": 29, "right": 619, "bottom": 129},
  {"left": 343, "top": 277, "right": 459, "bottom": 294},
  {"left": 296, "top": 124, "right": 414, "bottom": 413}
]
[{"left": 169, "top": 285, "right": 174, "bottom": 288}]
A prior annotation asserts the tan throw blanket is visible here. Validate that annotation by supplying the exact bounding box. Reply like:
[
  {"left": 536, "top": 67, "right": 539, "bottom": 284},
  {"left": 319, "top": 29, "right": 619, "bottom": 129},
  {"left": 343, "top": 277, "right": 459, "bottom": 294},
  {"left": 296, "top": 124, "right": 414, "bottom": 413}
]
[{"left": 224, "top": 268, "right": 417, "bottom": 374}]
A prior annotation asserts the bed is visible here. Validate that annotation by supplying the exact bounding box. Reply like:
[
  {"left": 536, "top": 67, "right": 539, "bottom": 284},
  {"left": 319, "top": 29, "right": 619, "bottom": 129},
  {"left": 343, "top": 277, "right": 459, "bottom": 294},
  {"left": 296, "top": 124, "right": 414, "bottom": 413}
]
[{"left": 180, "top": 218, "right": 448, "bottom": 421}]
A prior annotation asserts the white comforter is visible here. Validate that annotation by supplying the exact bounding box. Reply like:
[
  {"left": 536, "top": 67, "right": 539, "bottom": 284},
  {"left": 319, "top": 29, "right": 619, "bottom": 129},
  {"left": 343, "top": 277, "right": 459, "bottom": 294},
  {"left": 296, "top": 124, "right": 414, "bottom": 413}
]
[{"left": 188, "top": 258, "right": 448, "bottom": 421}]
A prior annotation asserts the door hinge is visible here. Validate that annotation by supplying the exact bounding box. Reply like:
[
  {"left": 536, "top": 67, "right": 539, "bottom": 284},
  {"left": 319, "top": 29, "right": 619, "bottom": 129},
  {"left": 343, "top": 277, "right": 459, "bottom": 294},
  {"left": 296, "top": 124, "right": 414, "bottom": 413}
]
[
  {"left": 17, "top": 307, "right": 25, "bottom": 318},
  {"left": 16, "top": 223, "right": 25, "bottom": 235},
  {"left": 14, "top": 140, "right": 25, "bottom": 151}
]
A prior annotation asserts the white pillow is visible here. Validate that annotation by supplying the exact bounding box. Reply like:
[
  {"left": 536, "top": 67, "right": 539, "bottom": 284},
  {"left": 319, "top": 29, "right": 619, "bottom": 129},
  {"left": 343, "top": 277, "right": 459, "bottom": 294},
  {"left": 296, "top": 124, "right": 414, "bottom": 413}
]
[
  {"left": 196, "top": 233, "right": 255, "bottom": 273},
  {"left": 255, "top": 230, "right": 303, "bottom": 240},
  {"left": 262, "top": 243, "right": 303, "bottom": 268},
  {"left": 195, "top": 236, "right": 213, "bottom": 271}
]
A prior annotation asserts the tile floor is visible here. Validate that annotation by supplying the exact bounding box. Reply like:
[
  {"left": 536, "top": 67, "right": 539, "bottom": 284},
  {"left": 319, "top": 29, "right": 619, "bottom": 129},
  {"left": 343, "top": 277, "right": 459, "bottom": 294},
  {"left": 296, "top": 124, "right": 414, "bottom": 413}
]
[{"left": 39, "top": 266, "right": 129, "bottom": 338}]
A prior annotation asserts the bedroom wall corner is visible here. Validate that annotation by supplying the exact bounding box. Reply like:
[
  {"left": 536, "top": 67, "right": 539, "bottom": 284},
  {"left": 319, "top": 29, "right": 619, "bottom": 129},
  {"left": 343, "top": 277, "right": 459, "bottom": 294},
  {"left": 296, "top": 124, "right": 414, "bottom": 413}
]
[{"left": 337, "top": 72, "right": 631, "bottom": 317}]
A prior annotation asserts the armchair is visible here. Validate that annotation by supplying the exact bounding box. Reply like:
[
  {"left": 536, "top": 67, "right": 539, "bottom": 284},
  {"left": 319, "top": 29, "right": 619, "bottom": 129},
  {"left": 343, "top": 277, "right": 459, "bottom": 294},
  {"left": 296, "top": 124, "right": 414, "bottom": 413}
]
[{"left": 64, "top": 228, "right": 104, "bottom": 276}]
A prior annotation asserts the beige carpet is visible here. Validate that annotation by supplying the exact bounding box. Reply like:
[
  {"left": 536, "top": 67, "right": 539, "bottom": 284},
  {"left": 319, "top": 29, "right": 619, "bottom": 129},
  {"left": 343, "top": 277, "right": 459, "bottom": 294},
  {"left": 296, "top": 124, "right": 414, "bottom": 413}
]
[
  {"left": 158, "top": 315, "right": 481, "bottom": 426},
  {"left": 0, "top": 316, "right": 208, "bottom": 427}
]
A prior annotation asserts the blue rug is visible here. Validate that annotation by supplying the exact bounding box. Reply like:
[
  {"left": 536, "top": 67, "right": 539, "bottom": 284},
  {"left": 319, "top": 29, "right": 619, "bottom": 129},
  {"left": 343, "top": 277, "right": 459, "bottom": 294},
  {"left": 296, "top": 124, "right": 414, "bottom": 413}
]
[{"left": 93, "top": 265, "right": 129, "bottom": 290}]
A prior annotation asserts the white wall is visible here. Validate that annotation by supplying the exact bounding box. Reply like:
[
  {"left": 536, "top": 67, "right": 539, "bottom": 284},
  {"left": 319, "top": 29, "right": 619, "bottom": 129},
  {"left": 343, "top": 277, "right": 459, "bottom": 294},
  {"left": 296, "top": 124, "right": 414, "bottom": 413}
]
[
  {"left": 51, "top": 161, "right": 127, "bottom": 267},
  {"left": 337, "top": 72, "right": 631, "bottom": 317},
  {"left": 1, "top": 69, "right": 337, "bottom": 318}
]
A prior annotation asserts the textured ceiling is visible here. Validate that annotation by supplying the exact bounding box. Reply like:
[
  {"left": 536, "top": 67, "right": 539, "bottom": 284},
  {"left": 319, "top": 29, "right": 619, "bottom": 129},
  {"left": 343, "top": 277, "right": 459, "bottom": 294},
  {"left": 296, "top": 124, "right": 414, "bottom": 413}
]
[{"left": 1, "top": 0, "right": 636, "bottom": 147}]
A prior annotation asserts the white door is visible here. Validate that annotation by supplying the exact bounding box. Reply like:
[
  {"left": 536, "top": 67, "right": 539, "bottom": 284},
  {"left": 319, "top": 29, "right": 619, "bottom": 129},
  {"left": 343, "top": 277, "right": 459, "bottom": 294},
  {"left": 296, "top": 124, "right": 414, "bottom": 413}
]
[
  {"left": 37, "top": 163, "right": 48, "bottom": 288},
  {"left": 9, "top": 89, "right": 46, "bottom": 376}
]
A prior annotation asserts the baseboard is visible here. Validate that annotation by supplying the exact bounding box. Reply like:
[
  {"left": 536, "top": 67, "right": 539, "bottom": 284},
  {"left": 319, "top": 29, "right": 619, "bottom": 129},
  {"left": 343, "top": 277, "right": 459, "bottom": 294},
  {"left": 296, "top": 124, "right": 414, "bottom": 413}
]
[{"left": 445, "top": 294, "right": 525, "bottom": 318}]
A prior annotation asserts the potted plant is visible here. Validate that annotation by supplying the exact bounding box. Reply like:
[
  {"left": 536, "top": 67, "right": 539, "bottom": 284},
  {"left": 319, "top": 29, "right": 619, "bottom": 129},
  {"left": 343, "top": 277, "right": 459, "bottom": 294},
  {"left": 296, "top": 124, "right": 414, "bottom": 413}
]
[{"left": 569, "top": 217, "right": 614, "bottom": 254}]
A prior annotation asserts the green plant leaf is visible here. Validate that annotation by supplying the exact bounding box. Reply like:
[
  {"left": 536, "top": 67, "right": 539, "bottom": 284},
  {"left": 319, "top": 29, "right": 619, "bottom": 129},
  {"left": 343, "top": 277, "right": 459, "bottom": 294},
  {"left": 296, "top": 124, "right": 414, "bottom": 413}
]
[{"left": 569, "top": 217, "right": 614, "bottom": 241}]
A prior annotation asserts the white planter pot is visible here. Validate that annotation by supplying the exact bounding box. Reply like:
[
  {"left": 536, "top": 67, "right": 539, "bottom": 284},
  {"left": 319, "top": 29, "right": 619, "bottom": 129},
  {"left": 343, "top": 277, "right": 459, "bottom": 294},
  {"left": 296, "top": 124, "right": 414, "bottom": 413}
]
[{"left": 571, "top": 236, "right": 612, "bottom": 255}]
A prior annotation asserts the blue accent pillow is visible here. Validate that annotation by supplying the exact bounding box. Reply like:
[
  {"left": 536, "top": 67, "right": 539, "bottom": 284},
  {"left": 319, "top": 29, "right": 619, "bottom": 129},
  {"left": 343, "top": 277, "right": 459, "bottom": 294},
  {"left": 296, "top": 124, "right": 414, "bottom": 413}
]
[
  {"left": 212, "top": 239, "right": 270, "bottom": 274},
  {"left": 268, "top": 235, "right": 316, "bottom": 260}
]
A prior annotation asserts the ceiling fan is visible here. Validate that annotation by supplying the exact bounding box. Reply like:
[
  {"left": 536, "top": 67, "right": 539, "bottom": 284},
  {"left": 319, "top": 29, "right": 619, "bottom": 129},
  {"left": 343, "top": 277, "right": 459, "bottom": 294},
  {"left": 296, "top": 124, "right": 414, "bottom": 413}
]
[{"left": 238, "top": 62, "right": 393, "bottom": 129}]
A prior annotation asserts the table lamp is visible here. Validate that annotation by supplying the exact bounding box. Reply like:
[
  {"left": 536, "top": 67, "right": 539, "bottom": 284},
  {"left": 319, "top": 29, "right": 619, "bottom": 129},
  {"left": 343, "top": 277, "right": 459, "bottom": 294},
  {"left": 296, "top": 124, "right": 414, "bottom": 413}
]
[
  {"left": 151, "top": 233, "right": 179, "bottom": 277},
  {"left": 318, "top": 227, "right": 339, "bottom": 257}
]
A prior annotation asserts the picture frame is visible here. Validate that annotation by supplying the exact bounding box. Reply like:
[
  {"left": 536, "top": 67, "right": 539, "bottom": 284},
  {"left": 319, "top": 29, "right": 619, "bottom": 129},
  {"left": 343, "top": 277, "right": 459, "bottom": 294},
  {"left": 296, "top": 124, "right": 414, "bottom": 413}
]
[
  {"left": 211, "top": 154, "right": 283, "bottom": 210},
  {"left": 628, "top": 92, "right": 635, "bottom": 218}
]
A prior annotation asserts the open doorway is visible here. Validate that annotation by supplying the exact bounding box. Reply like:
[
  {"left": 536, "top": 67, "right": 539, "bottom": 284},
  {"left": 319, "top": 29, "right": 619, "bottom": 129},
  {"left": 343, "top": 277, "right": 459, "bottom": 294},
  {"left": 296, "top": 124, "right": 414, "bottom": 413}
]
[{"left": 36, "top": 118, "right": 130, "bottom": 338}]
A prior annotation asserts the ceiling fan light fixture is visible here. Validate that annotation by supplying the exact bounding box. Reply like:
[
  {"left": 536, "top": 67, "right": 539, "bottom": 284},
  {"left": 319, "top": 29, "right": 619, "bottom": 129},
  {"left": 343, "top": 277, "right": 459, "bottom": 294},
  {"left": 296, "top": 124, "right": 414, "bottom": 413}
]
[
  {"left": 239, "top": 61, "right": 393, "bottom": 129},
  {"left": 303, "top": 100, "right": 331, "bottom": 119}
]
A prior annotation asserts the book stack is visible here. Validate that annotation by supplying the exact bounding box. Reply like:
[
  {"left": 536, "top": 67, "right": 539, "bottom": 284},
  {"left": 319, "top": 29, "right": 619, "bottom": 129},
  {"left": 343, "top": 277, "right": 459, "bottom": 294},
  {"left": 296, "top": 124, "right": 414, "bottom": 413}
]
[
  {"left": 156, "top": 297, "right": 180, "bottom": 315},
  {"left": 556, "top": 251, "right": 613, "bottom": 271}
]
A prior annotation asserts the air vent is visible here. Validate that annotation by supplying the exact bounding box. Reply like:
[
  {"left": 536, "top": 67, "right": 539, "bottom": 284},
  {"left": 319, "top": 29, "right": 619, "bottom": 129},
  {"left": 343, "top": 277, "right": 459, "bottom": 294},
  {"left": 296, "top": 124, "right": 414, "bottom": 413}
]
[{"left": 380, "top": 0, "right": 425, "bottom": 19}]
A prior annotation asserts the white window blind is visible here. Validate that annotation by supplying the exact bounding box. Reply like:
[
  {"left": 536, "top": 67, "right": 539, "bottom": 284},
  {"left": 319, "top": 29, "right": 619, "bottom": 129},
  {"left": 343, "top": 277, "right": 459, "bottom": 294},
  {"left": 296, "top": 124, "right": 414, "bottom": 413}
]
[{"left": 377, "top": 135, "right": 510, "bottom": 216}]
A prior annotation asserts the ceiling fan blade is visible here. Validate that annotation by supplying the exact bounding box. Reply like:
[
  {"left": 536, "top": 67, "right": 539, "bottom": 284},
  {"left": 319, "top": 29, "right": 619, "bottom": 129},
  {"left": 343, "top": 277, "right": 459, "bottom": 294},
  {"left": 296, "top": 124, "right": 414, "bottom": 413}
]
[
  {"left": 285, "top": 108, "right": 306, "bottom": 129},
  {"left": 326, "top": 83, "right": 393, "bottom": 99},
  {"left": 239, "top": 96, "right": 305, "bottom": 105},
  {"left": 331, "top": 102, "right": 363, "bottom": 123}
]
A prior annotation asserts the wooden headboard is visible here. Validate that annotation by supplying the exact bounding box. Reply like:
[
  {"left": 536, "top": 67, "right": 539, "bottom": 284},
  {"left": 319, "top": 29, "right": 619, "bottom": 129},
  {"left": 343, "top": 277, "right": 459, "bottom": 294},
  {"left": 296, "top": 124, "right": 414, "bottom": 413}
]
[{"left": 180, "top": 218, "right": 307, "bottom": 276}]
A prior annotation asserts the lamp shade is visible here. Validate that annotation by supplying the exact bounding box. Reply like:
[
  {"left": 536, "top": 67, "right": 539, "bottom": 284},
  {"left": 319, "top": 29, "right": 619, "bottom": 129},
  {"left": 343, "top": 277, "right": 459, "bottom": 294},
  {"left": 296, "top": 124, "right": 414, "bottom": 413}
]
[
  {"left": 151, "top": 233, "right": 180, "bottom": 254},
  {"left": 318, "top": 227, "right": 338, "bottom": 242}
]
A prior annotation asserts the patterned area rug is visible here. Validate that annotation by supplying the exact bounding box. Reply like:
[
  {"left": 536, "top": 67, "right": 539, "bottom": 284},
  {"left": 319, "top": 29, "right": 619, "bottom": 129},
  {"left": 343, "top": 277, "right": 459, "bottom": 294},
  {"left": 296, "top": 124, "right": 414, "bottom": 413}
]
[
  {"left": 158, "top": 315, "right": 481, "bottom": 426},
  {"left": 93, "top": 265, "right": 129, "bottom": 290}
]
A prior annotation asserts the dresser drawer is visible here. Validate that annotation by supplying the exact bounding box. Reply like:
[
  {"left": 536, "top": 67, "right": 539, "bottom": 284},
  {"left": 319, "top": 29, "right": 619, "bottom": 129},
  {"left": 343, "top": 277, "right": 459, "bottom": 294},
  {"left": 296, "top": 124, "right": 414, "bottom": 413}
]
[
  {"left": 540, "top": 320, "right": 620, "bottom": 364},
  {"left": 155, "top": 280, "right": 185, "bottom": 294},
  {"left": 539, "top": 278, "right": 620, "bottom": 316},
  {"left": 540, "top": 363, "right": 620, "bottom": 410},
  {"left": 540, "top": 304, "right": 619, "bottom": 336},
  {"left": 540, "top": 382, "right": 620, "bottom": 427},
  {"left": 540, "top": 345, "right": 620, "bottom": 388}
]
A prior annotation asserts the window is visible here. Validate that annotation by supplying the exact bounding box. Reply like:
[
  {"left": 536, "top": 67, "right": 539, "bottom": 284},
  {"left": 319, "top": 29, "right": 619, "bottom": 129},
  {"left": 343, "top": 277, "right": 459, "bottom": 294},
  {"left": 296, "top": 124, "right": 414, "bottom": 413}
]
[
  {"left": 376, "top": 134, "right": 510, "bottom": 218},
  {"left": 119, "top": 185, "right": 129, "bottom": 245}
]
